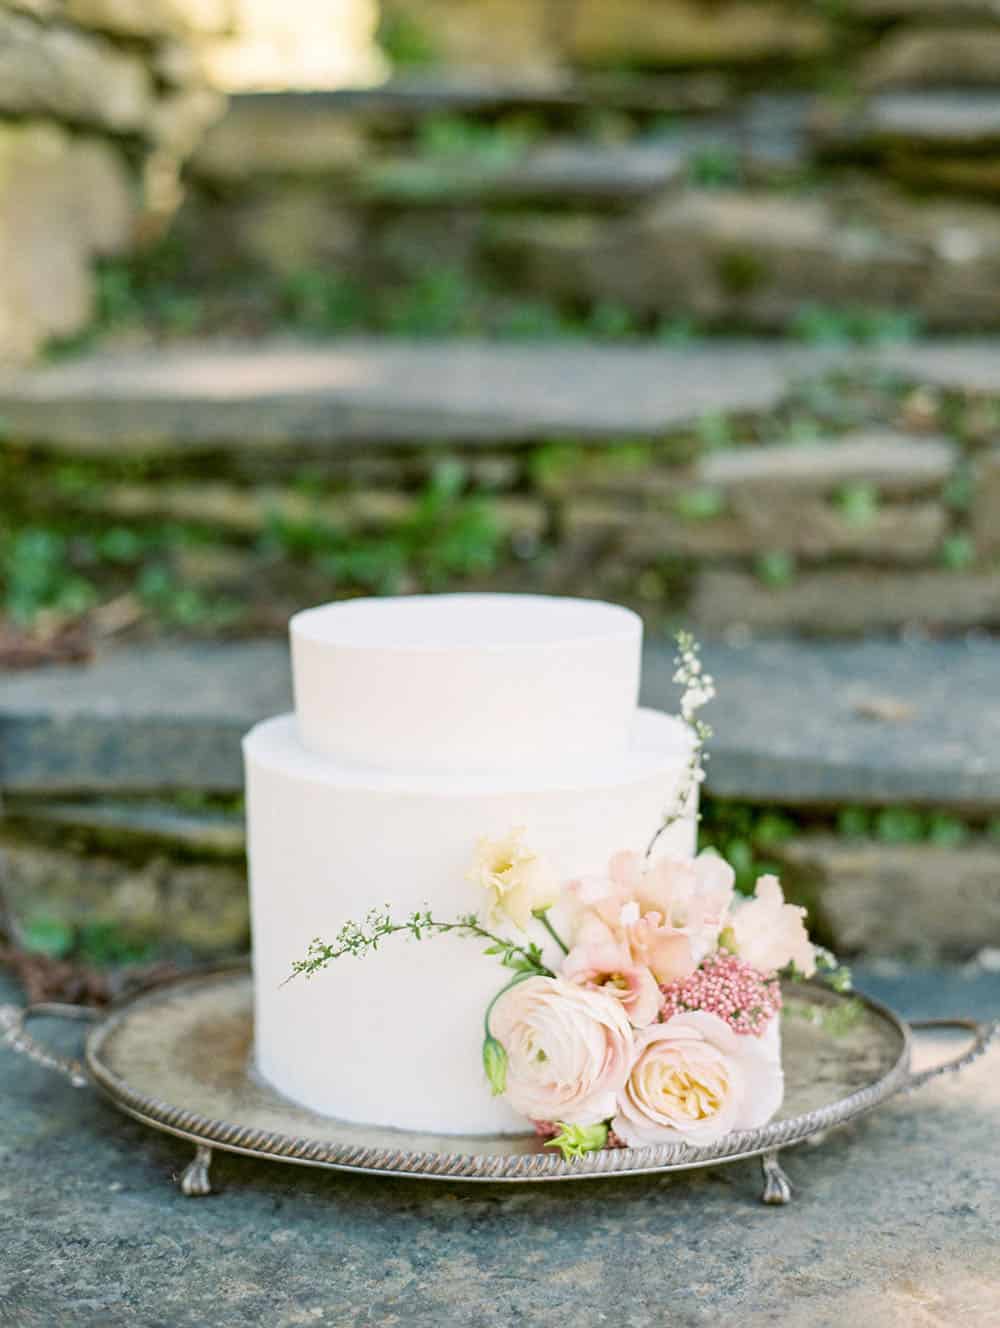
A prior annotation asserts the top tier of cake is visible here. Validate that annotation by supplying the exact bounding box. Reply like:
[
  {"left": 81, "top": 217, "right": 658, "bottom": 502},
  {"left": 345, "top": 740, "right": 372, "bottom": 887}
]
[{"left": 290, "top": 593, "right": 641, "bottom": 775}]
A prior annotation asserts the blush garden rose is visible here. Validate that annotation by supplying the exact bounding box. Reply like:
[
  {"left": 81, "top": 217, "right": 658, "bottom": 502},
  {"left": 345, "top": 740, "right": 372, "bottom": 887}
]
[
  {"left": 490, "top": 975, "right": 635, "bottom": 1124},
  {"left": 612, "top": 1010, "right": 785, "bottom": 1148}
]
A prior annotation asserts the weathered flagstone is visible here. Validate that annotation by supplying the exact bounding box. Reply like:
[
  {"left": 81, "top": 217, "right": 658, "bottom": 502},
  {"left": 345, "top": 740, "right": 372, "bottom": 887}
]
[
  {"left": 772, "top": 836, "right": 1000, "bottom": 957},
  {"left": 692, "top": 567, "right": 1000, "bottom": 636},
  {"left": 5, "top": 637, "right": 1000, "bottom": 811},
  {"left": 0, "top": 340, "right": 857, "bottom": 452},
  {"left": 0, "top": 642, "right": 290, "bottom": 794},
  {"left": 879, "top": 340, "right": 1000, "bottom": 394},
  {"left": 4, "top": 339, "right": 1000, "bottom": 457},
  {"left": 0, "top": 962, "right": 996, "bottom": 1327}
]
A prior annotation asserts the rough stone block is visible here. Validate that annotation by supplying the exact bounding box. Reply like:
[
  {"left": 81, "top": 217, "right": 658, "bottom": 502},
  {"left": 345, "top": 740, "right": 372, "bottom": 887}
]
[
  {"left": 626, "top": 499, "right": 946, "bottom": 562},
  {"left": 149, "top": 86, "right": 226, "bottom": 157},
  {"left": 863, "top": 28, "right": 1000, "bottom": 90},
  {"left": 691, "top": 566, "right": 1000, "bottom": 634},
  {"left": 379, "top": 0, "right": 561, "bottom": 74},
  {"left": 497, "top": 190, "right": 926, "bottom": 327},
  {"left": 697, "top": 434, "right": 957, "bottom": 497},
  {"left": 972, "top": 447, "right": 1000, "bottom": 557},
  {"left": 0, "top": 124, "right": 136, "bottom": 362},
  {"left": 568, "top": 0, "right": 831, "bottom": 68},
  {"left": 0, "top": 834, "right": 249, "bottom": 953},
  {"left": 0, "top": 11, "right": 153, "bottom": 133},
  {"left": 191, "top": 95, "right": 365, "bottom": 180},
  {"left": 772, "top": 836, "right": 1000, "bottom": 957},
  {"left": 65, "top": 0, "right": 234, "bottom": 38},
  {"left": 834, "top": 92, "right": 1000, "bottom": 150}
]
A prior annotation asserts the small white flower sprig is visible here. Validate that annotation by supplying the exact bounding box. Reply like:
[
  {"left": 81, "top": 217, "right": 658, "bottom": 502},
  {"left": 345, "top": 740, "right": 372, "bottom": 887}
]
[
  {"left": 288, "top": 903, "right": 566, "bottom": 1101},
  {"left": 289, "top": 907, "right": 555, "bottom": 983},
  {"left": 646, "top": 629, "right": 715, "bottom": 859}
]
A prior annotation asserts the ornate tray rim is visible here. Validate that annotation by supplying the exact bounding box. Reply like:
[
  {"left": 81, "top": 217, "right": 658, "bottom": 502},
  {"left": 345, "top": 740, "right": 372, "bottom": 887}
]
[
  {"left": 5, "top": 962, "right": 996, "bottom": 1202},
  {"left": 88, "top": 963, "right": 912, "bottom": 1182}
]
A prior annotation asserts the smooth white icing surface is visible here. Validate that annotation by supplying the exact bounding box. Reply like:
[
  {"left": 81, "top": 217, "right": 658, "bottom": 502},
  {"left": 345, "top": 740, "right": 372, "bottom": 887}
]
[
  {"left": 245, "top": 709, "right": 696, "bottom": 1134},
  {"left": 290, "top": 594, "right": 641, "bottom": 774}
]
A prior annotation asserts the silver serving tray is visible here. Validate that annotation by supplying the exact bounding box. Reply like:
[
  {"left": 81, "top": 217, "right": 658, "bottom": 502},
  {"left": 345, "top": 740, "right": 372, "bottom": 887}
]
[{"left": 4, "top": 964, "right": 996, "bottom": 1204}]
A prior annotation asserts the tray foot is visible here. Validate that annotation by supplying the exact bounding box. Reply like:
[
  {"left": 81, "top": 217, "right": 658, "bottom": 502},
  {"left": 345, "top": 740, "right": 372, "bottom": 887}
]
[
  {"left": 179, "top": 1145, "right": 213, "bottom": 1197},
  {"left": 760, "top": 1149, "right": 792, "bottom": 1205}
]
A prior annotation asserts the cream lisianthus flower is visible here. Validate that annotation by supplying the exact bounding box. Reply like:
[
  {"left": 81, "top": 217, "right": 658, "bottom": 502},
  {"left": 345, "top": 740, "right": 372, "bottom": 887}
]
[
  {"left": 726, "top": 874, "right": 816, "bottom": 977},
  {"left": 467, "top": 827, "right": 559, "bottom": 931}
]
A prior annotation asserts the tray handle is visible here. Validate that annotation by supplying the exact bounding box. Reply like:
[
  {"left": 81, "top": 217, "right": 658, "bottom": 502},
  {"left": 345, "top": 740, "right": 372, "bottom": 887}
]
[
  {"left": 905, "top": 1016, "right": 999, "bottom": 1093},
  {"left": 0, "top": 1002, "right": 98, "bottom": 1087}
]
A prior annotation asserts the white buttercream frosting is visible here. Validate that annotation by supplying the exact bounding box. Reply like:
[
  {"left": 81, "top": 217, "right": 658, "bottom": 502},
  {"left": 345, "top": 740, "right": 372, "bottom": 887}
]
[{"left": 246, "top": 594, "right": 697, "bottom": 1135}]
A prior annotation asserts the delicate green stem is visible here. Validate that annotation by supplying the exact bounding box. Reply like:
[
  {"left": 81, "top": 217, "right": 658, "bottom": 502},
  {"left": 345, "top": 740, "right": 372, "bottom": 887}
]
[
  {"left": 288, "top": 910, "right": 555, "bottom": 985},
  {"left": 483, "top": 970, "right": 542, "bottom": 1038},
  {"left": 533, "top": 907, "right": 570, "bottom": 956}
]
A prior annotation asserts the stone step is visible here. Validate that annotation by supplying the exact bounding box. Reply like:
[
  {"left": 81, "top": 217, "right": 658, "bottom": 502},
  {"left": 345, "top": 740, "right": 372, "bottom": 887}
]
[
  {"left": 210, "top": 75, "right": 732, "bottom": 127},
  {"left": 692, "top": 567, "right": 1000, "bottom": 635},
  {"left": 3, "top": 339, "right": 1000, "bottom": 458},
  {"left": 770, "top": 836, "right": 1000, "bottom": 958},
  {"left": 3, "top": 798, "right": 246, "bottom": 858},
  {"left": 3, "top": 637, "right": 999, "bottom": 811},
  {"left": 815, "top": 91, "right": 1000, "bottom": 154},
  {"left": 0, "top": 340, "right": 857, "bottom": 453},
  {"left": 359, "top": 142, "right": 685, "bottom": 209}
]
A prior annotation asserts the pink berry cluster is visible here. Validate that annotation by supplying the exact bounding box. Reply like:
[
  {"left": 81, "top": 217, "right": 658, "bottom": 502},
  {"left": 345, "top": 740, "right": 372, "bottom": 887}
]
[{"left": 659, "top": 952, "right": 782, "bottom": 1036}]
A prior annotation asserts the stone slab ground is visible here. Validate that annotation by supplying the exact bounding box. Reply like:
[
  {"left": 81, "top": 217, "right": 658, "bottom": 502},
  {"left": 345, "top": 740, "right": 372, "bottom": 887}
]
[
  {"left": 4, "top": 636, "right": 999, "bottom": 809},
  {"left": 1, "top": 964, "right": 997, "bottom": 1327}
]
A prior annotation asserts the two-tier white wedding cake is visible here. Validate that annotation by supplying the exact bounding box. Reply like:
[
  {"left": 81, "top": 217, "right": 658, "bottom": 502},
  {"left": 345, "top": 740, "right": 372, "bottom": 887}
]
[{"left": 244, "top": 593, "right": 698, "bottom": 1136}]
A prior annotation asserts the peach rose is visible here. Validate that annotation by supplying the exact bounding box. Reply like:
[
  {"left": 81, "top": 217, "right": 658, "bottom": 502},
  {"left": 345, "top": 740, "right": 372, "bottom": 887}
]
[
  {"left": 726, "top": 874, "right": 816, "bottom": 977},
  {"left": 613, "top": 1010, "right": 785, "bottom": 1147},
  {"left": 490, "top": 976, "right": 635, "bottom": 1124}
]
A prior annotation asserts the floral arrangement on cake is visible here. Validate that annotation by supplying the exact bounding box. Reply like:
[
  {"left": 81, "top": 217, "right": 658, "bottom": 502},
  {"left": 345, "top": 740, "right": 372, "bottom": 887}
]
[{"left": 292, "top": 633, "right": 847, "bottom": 1160}]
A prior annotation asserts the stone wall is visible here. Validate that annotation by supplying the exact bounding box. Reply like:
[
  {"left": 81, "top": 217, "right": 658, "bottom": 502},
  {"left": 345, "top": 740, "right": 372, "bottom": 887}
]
[
  {"left": 0, "top": 0, "right": 225, "bottom": 363},
  {"left": 175, "top": 0, "right": 1000, "bottom": 335},
  {"left": 3, "top": 343, "right": 997, "bottom": 637}
]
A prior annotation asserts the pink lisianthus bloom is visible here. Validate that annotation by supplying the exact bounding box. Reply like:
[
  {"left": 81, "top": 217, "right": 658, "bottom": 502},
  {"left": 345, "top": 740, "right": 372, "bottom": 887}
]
[
  {"left": 561, "top": 937, "right": 662, "bottom": 1028},
  {"left": 490, "top": 975, "right": 635, "bottom": 1125},
  {"left": 563, "top": 849, "right": 735, "bottom": 988},
  {"left": 724, "top": 874, "right": 816, "bottom": 978},
  {"left": 612, "top": 1010, "right": 785, "bottom": 1147}
]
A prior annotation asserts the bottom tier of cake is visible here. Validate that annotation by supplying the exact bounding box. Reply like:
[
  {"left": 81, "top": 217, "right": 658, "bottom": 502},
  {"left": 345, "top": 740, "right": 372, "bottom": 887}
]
[{"left": 244, "top": 711, "right": 696, "bottom": 1135}]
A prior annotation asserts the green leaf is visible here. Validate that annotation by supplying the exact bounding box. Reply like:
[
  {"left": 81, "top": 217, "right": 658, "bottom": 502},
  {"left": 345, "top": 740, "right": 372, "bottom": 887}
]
[
  {"left": 940, "top": 533, "right": 975, "bottom": 572},
  {"left": 834, "top": 482, "right": 880, "bottom": 527},
  {"left": 754, "top": 550, "right": 796, "bottom": 589}
]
